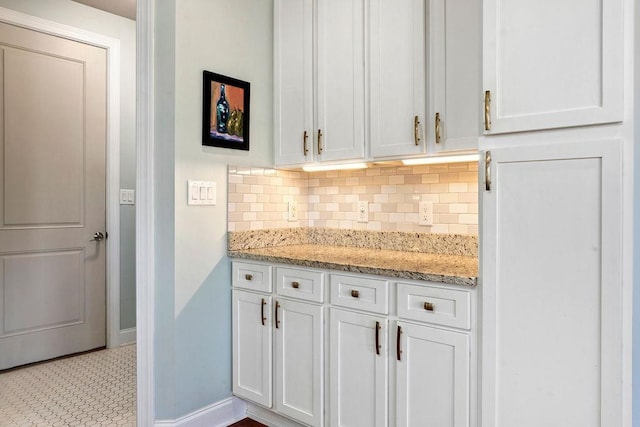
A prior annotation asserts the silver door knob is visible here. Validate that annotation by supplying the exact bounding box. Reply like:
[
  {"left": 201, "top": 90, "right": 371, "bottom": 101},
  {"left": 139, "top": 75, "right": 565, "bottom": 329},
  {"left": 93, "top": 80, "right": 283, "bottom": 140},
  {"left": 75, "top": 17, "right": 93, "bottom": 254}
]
[{"left": 90, "top": 232, "right": 105, "bottom": 242}]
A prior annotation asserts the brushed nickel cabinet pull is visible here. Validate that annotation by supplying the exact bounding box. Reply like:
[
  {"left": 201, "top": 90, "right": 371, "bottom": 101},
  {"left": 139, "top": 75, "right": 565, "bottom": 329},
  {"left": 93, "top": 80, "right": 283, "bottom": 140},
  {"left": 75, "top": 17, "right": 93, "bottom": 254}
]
[
  {"left": 423, "top": 302, "right": 434, "bottom": 311},
  {"left": 435, "top": 112, "right": 441, "bottom": 144},
  {"left": 485, "top": 151, "right": 492, "bottom": 192},
  {"left": 375, "top": 321, "right": 381, "bottom": 356},
  {"left": 397, "top": 325, "right": 403, "bottom": 361},
  {"left": 484, "top": 90, "right": 491, "bottom": 131},
  {"left": 414, "top": 116, "right": 421, "bottom": 146},
  {"left": 245, "top": 274, "right": 253, "bottom": 281},
  {"left": 303, "top": 130, "right": 309, "bottom": 156},
  {"left": 351, "top": 290, "right": 360, "bottom": 298},
  {"left": 275, "top": 301, "right": 281, "bottom": 329},
  {"left": 292, "top": 281, "right": 300, "bottom": 289},
  {"left": 261, "top": 298, "right": 267, "bottom": 326},
  {"left": 317, "top": 129, "right": 323, "bottom": 154}
]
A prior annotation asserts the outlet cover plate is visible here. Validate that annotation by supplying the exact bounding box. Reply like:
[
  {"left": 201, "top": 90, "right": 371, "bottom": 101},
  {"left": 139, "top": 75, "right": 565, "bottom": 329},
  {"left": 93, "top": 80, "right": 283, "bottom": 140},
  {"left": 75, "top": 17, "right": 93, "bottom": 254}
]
[{"left": 419, "top": 201, "right": 433, "bottom": 226}]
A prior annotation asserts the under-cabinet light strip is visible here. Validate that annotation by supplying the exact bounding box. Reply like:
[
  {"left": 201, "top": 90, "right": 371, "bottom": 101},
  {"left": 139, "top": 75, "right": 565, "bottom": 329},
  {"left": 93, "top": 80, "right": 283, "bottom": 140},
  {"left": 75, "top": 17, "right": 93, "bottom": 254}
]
[{"left": 401, "top": 154, "right": 479, "bottom": 165}]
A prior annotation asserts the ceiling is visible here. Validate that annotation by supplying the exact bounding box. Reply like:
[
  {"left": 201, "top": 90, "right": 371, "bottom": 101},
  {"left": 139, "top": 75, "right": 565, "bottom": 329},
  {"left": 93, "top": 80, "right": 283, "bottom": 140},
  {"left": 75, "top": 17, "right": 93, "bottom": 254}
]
[{"left": 71, "top": 0, "right": 136, "bottom": 20}]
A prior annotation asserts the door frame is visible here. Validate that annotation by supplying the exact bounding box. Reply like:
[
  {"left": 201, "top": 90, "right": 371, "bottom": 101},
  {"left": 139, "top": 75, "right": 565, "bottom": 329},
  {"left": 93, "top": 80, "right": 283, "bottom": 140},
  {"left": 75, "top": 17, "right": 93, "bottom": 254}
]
[{"left": 0, "top": 7, "right": 122, "bottom": 349}]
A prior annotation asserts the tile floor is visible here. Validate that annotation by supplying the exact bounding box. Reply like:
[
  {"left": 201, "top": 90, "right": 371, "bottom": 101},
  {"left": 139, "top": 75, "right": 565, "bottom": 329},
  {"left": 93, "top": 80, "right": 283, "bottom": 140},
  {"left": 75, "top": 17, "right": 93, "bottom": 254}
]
[{"left": 0, "top": 344, "right": 136, "bottom": 426}]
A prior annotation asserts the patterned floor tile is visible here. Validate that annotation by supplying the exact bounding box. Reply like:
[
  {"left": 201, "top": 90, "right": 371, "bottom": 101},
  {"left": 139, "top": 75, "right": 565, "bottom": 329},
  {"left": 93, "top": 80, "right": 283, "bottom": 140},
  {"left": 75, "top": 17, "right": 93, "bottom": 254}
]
[{"left": 0, "top": 345, "right": 136, "bottom": 426}]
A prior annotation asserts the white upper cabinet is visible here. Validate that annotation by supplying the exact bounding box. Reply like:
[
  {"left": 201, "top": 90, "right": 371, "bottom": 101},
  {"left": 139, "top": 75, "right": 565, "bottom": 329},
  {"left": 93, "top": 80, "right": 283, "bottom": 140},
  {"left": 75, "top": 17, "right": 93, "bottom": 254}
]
[
  {"left": 369, "top": 0, "right": 426, "bottom": 159},
  {"left": 483, "top": 0, "right": 623, "bottom": 134},
  {"left": 430, "top": 0, "right": 482, "bottom": 152},
  {"left": 274, "top": 0, "right": 314, "bottom": 166},
  {"left": 316, "top": 0, "right": 366, "bottom": 162},
  {"left": 274, "top": 0, "right": 365, "bottom": 167}
]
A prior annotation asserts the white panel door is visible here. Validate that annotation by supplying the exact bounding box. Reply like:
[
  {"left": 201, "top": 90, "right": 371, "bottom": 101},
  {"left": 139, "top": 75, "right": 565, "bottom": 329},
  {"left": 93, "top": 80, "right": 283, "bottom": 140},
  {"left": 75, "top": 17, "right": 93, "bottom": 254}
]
[
  {"left": 483, "top": 0, "right": 623, "bottom": 133},
  {"left": 274, "top": 0, "right": 314, "bottom": 166},
  {"left": 395, "top": 321, "right": 470, "bottom": 427},
  {"left": 431, "top": 0, "right": 481, "bottom": 152},
  {"left": 232, "top": 290, "right": 272, "bottom": 407},
  {"left": 275, "top": 298, "right": 323, "bottom": 427},
  {"left": 481, "top": 141, "right": 623, "bottom": 427},
  {"left": 369, "top": 0, "right": 426, "bottom": 159},
  {"left": 330, "top": 309, "right": 388, "bottom": 427},
  {"left": 0, "top": 22, "right": 107, "bottom": 370},
  {"left": 316, "top": 0, "right": 365, "bottom": 162}
]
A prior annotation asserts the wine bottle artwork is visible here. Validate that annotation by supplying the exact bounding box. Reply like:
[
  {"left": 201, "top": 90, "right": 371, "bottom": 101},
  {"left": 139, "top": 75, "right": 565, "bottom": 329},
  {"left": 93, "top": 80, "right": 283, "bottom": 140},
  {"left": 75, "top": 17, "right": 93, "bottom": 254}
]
[
  {"left": 216, "top": 83, "right": 230, "bottom": 133},
  {"left": 202, "top": 70, "right": 250, "bottom": 151}
]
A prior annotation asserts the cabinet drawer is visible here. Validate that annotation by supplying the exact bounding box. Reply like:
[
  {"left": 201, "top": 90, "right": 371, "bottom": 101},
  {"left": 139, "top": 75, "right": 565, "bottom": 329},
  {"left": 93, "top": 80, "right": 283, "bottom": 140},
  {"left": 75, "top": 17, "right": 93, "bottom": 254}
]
[
  {"left": 330, "top": 274, "right": 389, "bottom": 314},
  {"left": 397, "top": 283, "right": 470, "bottom": 329},
  {"left": 276, "top": 267, "right": 324, "bottom": 303},
  {"left": 232, "top": 262, "right": 272, "bottom": 293}
]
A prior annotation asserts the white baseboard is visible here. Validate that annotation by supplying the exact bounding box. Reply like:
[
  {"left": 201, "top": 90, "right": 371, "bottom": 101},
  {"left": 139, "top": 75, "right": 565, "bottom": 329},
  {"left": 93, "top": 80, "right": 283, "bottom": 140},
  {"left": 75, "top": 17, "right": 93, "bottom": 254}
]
[
  {"left": 245, "top": 403, "right": 305, "bottom": 427},
  {"left": 119, "top": 327, "right": 136, "bottom": 346},
  {"left": 155, "top": 397, "right": 246, "bottom": 427}
]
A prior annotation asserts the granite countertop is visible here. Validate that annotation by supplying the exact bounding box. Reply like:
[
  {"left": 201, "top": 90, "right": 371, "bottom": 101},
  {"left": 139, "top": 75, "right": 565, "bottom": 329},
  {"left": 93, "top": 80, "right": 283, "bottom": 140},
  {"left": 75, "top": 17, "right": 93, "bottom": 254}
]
[{"left": 229, "top": 244, "right": 478, "bottom": 287}]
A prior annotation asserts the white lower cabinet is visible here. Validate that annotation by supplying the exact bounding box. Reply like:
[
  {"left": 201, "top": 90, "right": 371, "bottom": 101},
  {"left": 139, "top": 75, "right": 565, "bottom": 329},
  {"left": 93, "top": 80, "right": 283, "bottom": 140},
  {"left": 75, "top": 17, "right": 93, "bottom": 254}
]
[
  {"left": 232, "top": 261, "right": 475, "bottom": 427},
  {"left": 275, "top": 298, "right": 324, "bottom": 427},
  {"left": 330, "top": 309, "right": 388, "bottom": 427},
  {"left": 232, "top": 290, "right": 272, "bottom": 408},
  {"left": 395, "top": 321, "right": 470, "bottom": 427}
]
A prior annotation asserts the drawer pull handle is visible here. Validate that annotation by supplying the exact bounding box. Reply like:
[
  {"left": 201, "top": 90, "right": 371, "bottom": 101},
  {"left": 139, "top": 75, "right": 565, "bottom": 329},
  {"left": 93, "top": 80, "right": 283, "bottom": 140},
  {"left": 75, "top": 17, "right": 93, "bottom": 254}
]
[
  {"left": 275, "top": 300, "right": 281, "bottom": 329},
  {"left": 397, "top": 325, "right": 403, "bottom": 361},
  {"left": 261, "top": 298, "right": 266, "bottom": 326},
  {"left": 351, "top": 290, "right": 360, "bottom": 298},
  {"left": 375, "top": 321, "right": 381, "bottom": 356},
  {"left": 245, "top": 274, "right": 253, "bottom": 281},
  {"left": 292, "top": 281, "right": 300, "bottom": 289},
  {"left": 423, "top": 302, "right": 435, "bottom": 311}
]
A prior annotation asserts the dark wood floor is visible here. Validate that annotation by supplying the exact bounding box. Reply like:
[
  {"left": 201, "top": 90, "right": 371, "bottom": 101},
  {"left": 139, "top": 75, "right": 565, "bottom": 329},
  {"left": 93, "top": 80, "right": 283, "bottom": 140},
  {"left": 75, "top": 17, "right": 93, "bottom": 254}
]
[{"left": 228, "top": 418, "right": 266, "bottom": 427}]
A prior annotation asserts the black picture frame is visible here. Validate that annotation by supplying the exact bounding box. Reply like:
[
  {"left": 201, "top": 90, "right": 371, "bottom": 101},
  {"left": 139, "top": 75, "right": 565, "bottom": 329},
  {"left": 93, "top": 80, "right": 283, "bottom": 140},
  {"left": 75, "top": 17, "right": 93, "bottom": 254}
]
[{"left": 202, "top": 70, "right": 250, "bottom": 150}]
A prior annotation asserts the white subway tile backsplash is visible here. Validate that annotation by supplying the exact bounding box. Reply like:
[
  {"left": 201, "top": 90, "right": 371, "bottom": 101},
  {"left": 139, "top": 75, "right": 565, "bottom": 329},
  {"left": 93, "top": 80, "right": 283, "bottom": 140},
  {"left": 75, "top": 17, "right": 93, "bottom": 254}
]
[{"left": 227, "top": 162, "right": 478, "bottom": 235}]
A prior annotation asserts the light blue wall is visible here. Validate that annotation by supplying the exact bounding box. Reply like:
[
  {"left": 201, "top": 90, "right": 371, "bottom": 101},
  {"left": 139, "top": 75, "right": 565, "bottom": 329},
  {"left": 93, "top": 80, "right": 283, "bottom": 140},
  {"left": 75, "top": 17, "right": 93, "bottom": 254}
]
[
  {"left": 0, "top": 0, "right": 137, "bottom": 330},
  {"left": 153, "top": 0, "right": 274, "bottom": 420}
]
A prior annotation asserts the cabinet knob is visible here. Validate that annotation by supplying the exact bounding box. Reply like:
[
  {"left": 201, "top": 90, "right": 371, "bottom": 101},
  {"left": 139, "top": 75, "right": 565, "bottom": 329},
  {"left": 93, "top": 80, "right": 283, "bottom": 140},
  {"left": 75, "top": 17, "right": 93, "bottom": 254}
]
[
  {"left": 351, "top": 290, "right": 360, "bottom": 298},
  {"left": 423, "top": 301, "right": 434, "bottom": 311},
  {"left": 414, "top": 116, "right": 421, "bottom": 146},
  {"left": 245, "top": 274, "right": 253, "bottom": 281},
  {"left": 292, "top": 281, "right": 300, "bottom": 289}
]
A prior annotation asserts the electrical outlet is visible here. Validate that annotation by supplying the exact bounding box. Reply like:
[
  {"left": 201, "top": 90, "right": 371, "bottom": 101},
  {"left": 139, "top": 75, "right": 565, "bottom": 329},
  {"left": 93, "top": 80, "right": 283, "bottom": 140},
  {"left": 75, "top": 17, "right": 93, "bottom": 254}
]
[
  {"left": 288, "top": 201, "right": 298, "bottom": 222},
  {"left": 357, "top": 201, "right": 369, "bottom": 223},
  {"left": 419, "top": 201, "right": 433, "bottom": 226}
]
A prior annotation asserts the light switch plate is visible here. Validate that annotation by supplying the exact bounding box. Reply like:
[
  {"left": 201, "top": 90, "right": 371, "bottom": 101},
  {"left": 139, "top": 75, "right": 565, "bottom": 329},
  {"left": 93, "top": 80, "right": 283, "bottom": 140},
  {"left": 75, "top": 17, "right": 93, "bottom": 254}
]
[
  {"left": 188, "top": 180, "right": 216, "bottom": 205},
  {"left": 120, "top": 189, "right": 135, "bottom": 205}
]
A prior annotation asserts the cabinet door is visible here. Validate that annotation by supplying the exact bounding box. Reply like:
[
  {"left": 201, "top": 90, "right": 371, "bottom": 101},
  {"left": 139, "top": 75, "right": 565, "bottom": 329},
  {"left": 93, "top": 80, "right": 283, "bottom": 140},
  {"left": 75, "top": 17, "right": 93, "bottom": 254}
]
[
  {"left": 369, "top": 0, "right": 426, "bottom": 159},
  {"left": 275, "top": 299, "right": 324, "bottom": 427},
  {"left": 232, "top": 290, "right": 272, "bottom": 407},
  {"left": 330, "top": 309, "right": 388, "bottom": 427},
  {"left": 395, "top": 322, "right": 470, "bottom": 427},
  {"left": 316, "top": 0, "right": 365, "bottom": 162},
  {"left": 481, "top": 141, "right": 623, "bottom": 427},
  {"left": 483, "top": 0, "right": 623, "bottom": 133},
  {"left": 274, "top": 0, "right": 314, "bottom": 166},
  {"left": 430, "top": 0, "right": 481, "bottom": 152}
]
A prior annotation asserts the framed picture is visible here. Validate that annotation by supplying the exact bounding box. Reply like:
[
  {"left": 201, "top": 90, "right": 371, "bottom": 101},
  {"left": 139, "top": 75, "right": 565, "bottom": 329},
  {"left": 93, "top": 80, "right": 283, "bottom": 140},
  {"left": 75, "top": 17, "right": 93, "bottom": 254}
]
[{"left": 202, "top": 70, "right": 250, "bottom": 150}]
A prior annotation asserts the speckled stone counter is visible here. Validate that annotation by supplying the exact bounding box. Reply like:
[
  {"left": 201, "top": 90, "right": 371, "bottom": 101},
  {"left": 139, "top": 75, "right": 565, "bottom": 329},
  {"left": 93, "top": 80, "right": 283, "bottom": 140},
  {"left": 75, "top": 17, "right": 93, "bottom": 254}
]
[{"left": 229, "top": 243, "right": 478, "bottom": 287}]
